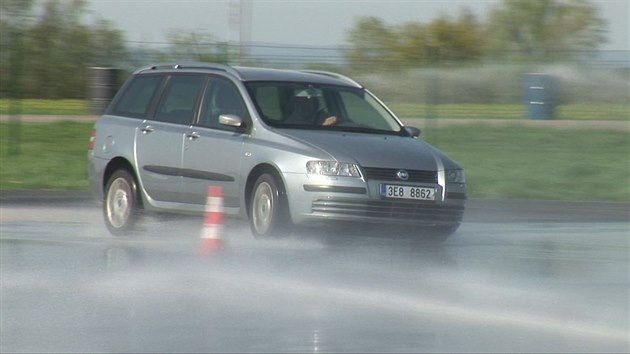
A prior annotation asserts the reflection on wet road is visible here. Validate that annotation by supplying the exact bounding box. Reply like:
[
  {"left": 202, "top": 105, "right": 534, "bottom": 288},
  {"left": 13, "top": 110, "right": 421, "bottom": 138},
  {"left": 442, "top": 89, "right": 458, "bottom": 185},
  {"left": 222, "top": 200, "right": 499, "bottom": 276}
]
[{"left": 1, "top": 202, "right": 628, "bottom": 353}]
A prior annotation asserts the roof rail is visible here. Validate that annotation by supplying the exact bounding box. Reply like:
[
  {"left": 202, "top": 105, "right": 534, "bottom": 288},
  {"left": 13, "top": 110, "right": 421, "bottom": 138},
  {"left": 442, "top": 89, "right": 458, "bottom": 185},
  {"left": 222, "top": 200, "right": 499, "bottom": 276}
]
[
  {"left": 135, "top": 62, "right": 242, "bottom": 79},
  {"left": 301, "top": 70, "right": 362, "bottom": 88}
]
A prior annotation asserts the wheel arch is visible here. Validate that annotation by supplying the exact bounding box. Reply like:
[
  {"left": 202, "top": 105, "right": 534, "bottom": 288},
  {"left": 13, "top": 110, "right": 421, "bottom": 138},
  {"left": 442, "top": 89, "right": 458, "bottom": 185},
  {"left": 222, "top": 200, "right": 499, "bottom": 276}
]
[
  {"left": 103, "top": 157, "right": 143, "bottom": 208},
  {"left": 244, "top": 163, "right": 287, "bottom": 219}
]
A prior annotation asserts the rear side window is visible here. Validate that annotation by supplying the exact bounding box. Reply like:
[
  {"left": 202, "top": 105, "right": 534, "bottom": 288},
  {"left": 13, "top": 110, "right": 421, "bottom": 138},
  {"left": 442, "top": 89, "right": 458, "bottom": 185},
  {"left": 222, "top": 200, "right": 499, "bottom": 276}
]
[
  {"left": 112, "top": 75, "right": 163, "bottom": 118},
  {"left": 154, "top": 75, "right": 206, "bottom": 125}
]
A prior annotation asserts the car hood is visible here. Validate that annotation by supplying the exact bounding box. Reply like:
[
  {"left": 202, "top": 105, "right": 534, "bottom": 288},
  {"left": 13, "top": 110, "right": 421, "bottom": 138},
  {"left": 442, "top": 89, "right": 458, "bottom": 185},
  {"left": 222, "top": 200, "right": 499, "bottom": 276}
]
[{"left": 279, "top": 129, "right": 461, "bottom": 171}]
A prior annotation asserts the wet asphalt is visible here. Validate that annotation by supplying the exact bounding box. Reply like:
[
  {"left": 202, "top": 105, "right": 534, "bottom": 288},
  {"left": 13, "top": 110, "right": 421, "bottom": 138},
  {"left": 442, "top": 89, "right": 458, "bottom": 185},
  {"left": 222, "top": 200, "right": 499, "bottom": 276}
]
[{"left": 1, "top": 194, "right": 628, "bottom": 353}]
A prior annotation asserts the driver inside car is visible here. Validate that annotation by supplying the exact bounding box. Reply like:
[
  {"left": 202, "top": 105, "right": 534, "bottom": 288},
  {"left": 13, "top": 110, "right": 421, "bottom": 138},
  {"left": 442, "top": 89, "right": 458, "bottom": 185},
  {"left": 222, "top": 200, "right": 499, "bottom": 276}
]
[{"left": 285, "top": 88, "right": 337, "bottom": 126}]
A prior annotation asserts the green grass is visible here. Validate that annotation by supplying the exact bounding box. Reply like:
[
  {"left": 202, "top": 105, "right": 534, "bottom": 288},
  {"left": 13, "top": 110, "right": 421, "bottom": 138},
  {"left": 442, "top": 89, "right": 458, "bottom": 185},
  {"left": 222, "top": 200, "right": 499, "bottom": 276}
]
[
  {"left": 0, "top": 122, "right": 93, "bottom": 189},
  {"left": 1, "top": 122, "right": 629, "bottom": 202},
  {"left": 423, "top": 125, "right": 630, "bottom": 202},
  {"left": 1, "top": 99, "right": 628, "bottom": 121},
  {"left": 388, "top": 103, "right": 630, "bottom": 120},
  {"left": 556, "top": 104, "right": 630, "bottom": 120},
  {"left": 0, "top": 99, "right": 89, "bottom": 115}
]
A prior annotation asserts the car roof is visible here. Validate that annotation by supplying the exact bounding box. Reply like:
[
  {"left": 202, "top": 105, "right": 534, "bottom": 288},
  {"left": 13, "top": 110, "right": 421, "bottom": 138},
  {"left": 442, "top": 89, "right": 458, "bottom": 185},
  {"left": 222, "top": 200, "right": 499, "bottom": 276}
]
[{"left": 134, "top": 62, "right": 362, "bottom": 88}]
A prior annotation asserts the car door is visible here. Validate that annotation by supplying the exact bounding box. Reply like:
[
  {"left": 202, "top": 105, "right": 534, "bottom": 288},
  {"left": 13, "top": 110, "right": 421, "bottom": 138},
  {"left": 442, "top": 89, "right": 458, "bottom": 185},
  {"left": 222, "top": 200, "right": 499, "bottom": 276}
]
[
  {"left": 181, "top": 76, "right": 248, "bottom": 208},
  {"left": 135, "top": 74, "right": 206, "bottom": 203}
]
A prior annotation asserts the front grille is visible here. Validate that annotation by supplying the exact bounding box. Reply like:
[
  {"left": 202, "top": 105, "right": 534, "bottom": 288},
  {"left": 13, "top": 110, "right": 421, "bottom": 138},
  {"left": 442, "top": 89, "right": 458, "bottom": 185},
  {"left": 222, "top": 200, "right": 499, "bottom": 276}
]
[
  {"left": 312, "top": 198, "right": 464, "bottom": 224},
  {"left": 361, "top": 167, "right": 437, "bottom": 184}
]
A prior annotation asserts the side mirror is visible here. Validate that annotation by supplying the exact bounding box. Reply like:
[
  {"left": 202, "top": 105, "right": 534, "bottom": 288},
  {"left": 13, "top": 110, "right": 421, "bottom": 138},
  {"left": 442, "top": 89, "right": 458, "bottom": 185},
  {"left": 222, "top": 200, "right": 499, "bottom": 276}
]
[
  {"left": 404, "top": 126, "right": 421, "bottom": 138},
  {"left": 219, "top": 114, "right": 244, "bottom": 128}
]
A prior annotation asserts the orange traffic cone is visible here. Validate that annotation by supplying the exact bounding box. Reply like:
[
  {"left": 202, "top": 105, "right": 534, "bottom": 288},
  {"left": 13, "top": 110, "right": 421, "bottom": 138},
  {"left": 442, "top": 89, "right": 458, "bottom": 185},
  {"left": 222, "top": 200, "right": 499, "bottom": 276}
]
[{"left": 198, "top": 186, "right": 224, "bottom": 255}]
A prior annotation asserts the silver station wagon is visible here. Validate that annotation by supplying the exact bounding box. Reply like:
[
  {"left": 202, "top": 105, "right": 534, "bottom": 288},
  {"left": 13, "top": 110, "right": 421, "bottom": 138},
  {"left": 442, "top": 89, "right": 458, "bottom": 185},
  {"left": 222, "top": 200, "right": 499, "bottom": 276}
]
[{"left": 88, "top": 63, "right": 466, "bottom": 239}]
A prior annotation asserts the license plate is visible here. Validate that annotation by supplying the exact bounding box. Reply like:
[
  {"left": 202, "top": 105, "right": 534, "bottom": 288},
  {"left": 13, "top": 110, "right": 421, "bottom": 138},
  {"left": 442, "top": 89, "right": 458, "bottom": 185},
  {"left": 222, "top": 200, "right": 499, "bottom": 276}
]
[{"left": 380, "top": 184, "right": 436, "bottom": 201}]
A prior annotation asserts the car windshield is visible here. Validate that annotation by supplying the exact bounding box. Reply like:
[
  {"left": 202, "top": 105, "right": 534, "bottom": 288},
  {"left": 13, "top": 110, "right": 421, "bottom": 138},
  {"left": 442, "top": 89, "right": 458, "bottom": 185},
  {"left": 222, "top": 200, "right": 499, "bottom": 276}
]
[{"left": 245, "top": 82, "right": 403, "bottom": 134}]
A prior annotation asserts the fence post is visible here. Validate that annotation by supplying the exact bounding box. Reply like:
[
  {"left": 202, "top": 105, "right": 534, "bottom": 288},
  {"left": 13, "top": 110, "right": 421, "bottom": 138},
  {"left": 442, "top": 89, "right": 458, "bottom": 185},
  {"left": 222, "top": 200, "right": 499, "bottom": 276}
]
[{"left": 7, "top": 31, "right": 24, "bottom": 156}]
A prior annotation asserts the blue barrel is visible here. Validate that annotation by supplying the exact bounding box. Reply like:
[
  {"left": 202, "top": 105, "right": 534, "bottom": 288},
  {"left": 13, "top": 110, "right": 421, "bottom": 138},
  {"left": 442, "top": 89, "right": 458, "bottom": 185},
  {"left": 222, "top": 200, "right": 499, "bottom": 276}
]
[{"left": 524, "top": 74, "right": 555, "bottom": 120}]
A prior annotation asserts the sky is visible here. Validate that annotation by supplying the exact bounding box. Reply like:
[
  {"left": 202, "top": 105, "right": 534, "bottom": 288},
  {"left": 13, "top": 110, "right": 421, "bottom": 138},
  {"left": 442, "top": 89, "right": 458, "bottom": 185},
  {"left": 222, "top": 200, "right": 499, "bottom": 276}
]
[{"left": 87, "top": 0, "right": 629, "bottom": 50}]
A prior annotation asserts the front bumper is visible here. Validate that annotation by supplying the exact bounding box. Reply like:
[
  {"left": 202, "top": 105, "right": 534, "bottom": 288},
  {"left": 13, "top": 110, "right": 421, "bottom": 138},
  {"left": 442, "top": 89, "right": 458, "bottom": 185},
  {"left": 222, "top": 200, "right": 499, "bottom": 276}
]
[
  {"left": 284, "top": 170, "right": 466, "bottom": 226},
  {"left": 309, "top": 197, "right": 464, "bottom": 226}
]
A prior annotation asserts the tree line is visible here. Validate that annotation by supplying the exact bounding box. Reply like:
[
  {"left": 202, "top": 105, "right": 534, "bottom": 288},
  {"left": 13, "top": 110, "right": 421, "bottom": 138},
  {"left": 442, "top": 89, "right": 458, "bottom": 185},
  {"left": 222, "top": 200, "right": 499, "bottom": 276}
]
[
  {"left": 344, "top": 0, "right": 607, "bottom": 71},
  {"left": 1, "top": 0, "right": 126, "bottom": 98},
  {"left": 0, "top": 0, "right": 608, "bottom": 99}
]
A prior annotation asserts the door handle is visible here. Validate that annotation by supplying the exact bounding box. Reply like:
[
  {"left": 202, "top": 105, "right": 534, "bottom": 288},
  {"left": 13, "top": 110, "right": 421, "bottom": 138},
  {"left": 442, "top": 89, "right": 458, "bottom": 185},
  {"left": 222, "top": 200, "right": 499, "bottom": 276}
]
[
  {"left": 141, "top": 125, "right": 155, "bottom": 134},
  {"left": 186, "top": 131, "right": 201, "bottom": 140}
]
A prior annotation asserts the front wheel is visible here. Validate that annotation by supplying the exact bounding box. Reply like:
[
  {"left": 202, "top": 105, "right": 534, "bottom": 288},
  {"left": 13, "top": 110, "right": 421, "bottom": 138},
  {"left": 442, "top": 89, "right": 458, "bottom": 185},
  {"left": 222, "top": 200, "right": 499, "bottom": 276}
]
[
  {"left": 249, "top": 173, "right": 291, "bottom": 237},
  {"left": 104, "top": 169, "right": 140, "bottom": 235}
]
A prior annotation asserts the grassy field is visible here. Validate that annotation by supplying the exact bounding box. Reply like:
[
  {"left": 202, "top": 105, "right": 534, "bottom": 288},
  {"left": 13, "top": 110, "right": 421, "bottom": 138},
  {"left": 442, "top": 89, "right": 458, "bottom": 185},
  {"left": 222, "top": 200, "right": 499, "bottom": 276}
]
[
  {"left": 1, "top": 99, "right": 628, "bottom": 121},
  {"left": 422, "top": 125, "right": 630, "bottom": 201},
  {"left": 388, "top": 103, "right": 630, "bottom": 120},
  {"left": 1, "top": 122, "right": 629, "bottom": 202},
  {"left": 1, "top": 122, "right": 92, "bottom": 189},
  {"left": 0, "top": 99, "right": 89, "bottom": 115}
]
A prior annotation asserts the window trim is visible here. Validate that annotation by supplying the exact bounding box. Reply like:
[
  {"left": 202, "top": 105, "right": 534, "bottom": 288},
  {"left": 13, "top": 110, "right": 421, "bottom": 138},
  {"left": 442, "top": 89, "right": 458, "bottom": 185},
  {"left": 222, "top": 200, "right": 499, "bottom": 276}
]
[
  {"left": 149, "top": 73, "right": 208, "bottom": 125},
  {"left": 194, "top": 75, "right": 251, "bottom": 133},
  {"left": 107, "top": 73, "right": 166, "bottom": 119}
]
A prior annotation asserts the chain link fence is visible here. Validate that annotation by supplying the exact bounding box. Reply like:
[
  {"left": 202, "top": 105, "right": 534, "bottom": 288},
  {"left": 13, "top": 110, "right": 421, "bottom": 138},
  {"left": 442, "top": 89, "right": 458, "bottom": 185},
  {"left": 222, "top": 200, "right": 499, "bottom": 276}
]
[{"left": 112, "top": 42, "right": 630, "bottom": 121}]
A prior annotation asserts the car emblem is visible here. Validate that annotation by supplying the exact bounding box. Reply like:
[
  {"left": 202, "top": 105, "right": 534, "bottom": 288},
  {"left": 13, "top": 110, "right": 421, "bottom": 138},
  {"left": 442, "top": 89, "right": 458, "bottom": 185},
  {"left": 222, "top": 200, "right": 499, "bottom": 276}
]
[{"left": 396, "top": 170, "right": 409, "bottom": 181}]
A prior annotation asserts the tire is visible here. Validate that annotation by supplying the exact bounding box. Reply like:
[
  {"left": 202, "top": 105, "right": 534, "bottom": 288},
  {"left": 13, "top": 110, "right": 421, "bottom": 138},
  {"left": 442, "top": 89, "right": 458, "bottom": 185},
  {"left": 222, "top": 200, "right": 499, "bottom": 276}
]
[
  {"left": 103, "top": 169, "right": 140, "bottom": 235},
  {"left": 249, "top": 173, "right": 292, "bottom": 237}
]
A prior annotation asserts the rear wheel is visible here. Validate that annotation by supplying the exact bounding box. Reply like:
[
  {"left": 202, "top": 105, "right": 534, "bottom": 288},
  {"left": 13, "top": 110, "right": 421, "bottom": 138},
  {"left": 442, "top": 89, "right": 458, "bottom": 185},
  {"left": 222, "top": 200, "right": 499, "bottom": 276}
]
[
  {"left": 249, "top": 173, "right": 291, "bottom": 237},
  {"left": 104, "top": 169, "right": 139, "bottom": 235}
]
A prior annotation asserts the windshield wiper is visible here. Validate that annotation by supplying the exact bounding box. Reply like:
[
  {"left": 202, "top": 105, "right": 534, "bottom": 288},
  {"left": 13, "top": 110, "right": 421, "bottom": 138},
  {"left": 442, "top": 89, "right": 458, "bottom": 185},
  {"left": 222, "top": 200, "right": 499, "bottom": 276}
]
[
  {"left": 271, "top": 122, "right": 402, "bottom": 136},
  {"left": 325, "top": 125, "right": 401, "bottom": 135}
]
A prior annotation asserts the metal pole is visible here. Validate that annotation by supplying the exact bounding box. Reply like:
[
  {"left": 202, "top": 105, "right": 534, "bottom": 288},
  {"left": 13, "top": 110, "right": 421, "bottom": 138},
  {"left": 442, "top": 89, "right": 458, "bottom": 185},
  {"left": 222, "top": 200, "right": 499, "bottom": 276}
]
[{"left": 7, "top": 30, "right": 24, "bottom": 156}]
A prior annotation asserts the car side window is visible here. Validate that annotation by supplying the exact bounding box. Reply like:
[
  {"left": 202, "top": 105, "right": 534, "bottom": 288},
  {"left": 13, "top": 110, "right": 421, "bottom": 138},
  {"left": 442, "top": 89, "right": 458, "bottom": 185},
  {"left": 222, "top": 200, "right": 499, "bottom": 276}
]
[
  {"left": 112, "top": 75, "right": 164, "bottom": 118},
  {"left": 339, "top": 91, "right": 394, "bottom": 131},
  {"left": 252, "top": 86, "right": 283, "bottom": 122},
  {"left": 153, "top": 75, "right": 206, "bottom": 125},
  {"left": 198, "top": 77, "right": 248, "bottom": 130}
]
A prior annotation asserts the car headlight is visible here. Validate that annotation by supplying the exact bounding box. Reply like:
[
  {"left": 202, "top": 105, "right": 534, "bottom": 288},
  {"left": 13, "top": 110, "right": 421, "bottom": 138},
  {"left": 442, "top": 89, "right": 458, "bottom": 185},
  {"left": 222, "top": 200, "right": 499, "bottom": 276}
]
[
  {"left": 446, "top": 169, "right": 465, "bottom": 183},
  {"left": 306, "top": 161, "right": 361, "bottom": 177}
]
